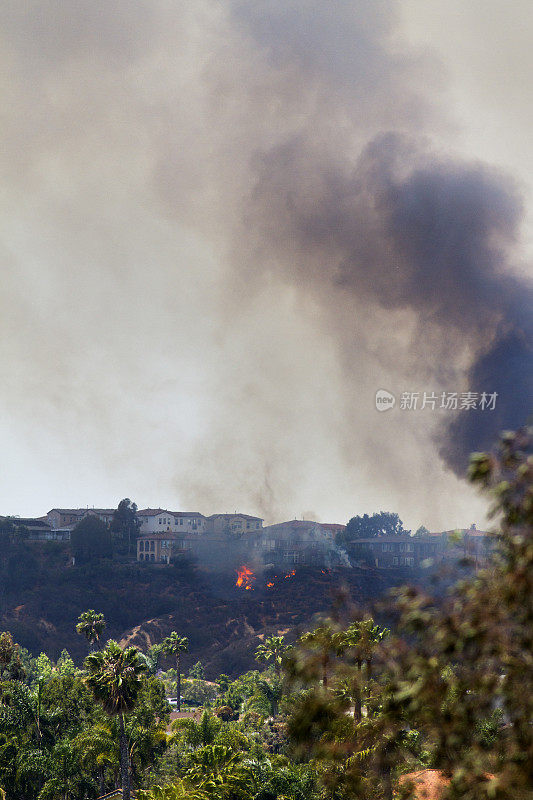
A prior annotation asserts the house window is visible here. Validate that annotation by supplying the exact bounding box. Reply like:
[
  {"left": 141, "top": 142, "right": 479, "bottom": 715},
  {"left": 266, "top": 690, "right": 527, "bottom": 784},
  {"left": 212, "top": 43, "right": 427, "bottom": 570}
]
[
  {"left": 393, "top": 557, "right": 399, "bottom": 565},
  {"left": 150, "top": 541, "right": 155, "bottom": 551},
  {"left": 382, "top": 543, "right": 387, "bottom": 552}
]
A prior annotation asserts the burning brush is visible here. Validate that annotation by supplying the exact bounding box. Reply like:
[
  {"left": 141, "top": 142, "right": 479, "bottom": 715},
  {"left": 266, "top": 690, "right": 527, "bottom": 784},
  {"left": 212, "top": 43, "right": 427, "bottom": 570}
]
[{"left": 236, "top": 565, "right": 256, "bottom": 590}]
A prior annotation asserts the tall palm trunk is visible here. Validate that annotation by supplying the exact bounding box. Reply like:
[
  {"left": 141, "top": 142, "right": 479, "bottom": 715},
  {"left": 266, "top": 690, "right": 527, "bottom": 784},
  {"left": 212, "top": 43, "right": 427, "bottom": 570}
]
[
  {"left": 381, "top": 762, "right": 392, "bottom": 800},
  {"left": 354, "top": 658, "right": 362, "bottom": 722},
  {"left": 176, "top": 654, "right": 181, "bottom": 712},
  {"left": 99, "top": 767, "right": 106, "bottom": 796},
  {"left": 119, "top": 713, "right": 130, "bottom": 800}
]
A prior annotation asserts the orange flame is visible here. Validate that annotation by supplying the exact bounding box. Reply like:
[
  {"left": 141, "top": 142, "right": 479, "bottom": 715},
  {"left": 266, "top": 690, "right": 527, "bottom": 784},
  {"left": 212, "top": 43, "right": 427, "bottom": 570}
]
[
  {"left": 236, "top": 565, "right": 255, "bottom": 589},
  {"left": 266, "top": 581, "right": 275, "bottom": 588},
  {"left": 284, "top": 569, "right": 296, "bottom": 579}
]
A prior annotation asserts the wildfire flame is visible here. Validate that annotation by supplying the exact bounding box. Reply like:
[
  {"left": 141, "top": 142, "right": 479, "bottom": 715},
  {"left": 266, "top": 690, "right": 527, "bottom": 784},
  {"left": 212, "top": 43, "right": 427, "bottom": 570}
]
[
  {"left": 237, "top": 567, "right": 298, "bottom": 590},
  {"left": 236, "top": 565, "right": 255, "bottom": 590},
  {"left": 266, "top": 570, "right": 296, "bottom": 588}
]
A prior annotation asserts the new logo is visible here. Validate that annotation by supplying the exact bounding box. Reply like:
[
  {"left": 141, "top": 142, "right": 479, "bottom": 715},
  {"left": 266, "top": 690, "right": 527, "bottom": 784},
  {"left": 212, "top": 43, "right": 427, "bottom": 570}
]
[{"left": 375, "top": 389, "right": 396, "bottom": 412}]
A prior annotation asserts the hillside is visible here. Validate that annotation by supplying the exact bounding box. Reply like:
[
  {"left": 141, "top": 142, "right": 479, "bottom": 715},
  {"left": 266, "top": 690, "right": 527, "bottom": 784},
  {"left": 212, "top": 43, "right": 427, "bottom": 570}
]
[{"left": 0, "top": 541, "right": 435, "bottom": 675}]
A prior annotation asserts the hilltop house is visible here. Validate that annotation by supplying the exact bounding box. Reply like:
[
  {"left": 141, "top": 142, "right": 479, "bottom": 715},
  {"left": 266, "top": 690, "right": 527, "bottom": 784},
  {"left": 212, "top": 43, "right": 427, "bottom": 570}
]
[
  {"left": 137, "top": 509, "right": 208, "bottom": 535},
  {"left": 348, "top": 526, "right": 492, "bottom": 569},
  {"left": 0, "top": 516, "right": 71, "bottom": 542},
  {"left": 349, "top": 535, "right": 419, "bottom": 567},
  {"left": 47, "top": 508, "right": 115, "bottom": 529},
  {"left": 252, "top": 520, "right": 348, "bottom": 568},
  {"left": 137, "top": 532, "right": 187, "bottom": 564},
  {"left": 320, "top": 523, "right": 346, "bottom": 539},
  {"left": 206, "top": 513, "right": 263, "bottom": 536},
  {"left": 136, "top": 511, "right": 263, "bottom": 564}
]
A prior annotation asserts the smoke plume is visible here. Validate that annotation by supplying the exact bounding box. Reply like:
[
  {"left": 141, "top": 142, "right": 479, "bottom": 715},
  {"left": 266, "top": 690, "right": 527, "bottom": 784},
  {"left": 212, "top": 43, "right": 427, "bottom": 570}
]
[{"left": 0, "top": 0, "right": 531, "bottom": 525}]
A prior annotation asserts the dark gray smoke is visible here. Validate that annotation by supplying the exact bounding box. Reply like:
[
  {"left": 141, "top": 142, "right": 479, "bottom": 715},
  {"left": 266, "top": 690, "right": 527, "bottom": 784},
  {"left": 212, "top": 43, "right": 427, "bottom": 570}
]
[{"left": 241, "top": 115, "right": 533, "bottom": 476}]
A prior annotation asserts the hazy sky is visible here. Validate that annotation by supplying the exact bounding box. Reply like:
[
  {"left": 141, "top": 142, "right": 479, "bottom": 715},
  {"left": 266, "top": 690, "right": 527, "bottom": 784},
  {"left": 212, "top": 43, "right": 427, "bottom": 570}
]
[{"left": 1, "top": 1, "right": 531, "bottom": 529}]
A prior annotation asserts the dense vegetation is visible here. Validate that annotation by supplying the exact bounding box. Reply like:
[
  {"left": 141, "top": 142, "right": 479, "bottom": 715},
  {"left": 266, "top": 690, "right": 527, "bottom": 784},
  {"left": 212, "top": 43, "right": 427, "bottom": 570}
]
[{"left": 0, "top": 427, "right": 531, "bottom": 798}]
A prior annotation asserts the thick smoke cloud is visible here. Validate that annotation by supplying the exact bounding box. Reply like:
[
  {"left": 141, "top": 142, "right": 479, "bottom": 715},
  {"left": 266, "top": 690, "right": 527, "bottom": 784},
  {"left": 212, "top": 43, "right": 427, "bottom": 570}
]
[
  {"left": 0, "top": 0, "right": 531, "bottom": 524},
  {"left": 224, "top": 4, "right": 533, "bottom": 474}
]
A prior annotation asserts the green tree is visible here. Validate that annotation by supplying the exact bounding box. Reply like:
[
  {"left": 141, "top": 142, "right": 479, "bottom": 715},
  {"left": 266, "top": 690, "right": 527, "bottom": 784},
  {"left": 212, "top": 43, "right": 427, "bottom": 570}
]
[
  {"left": 111, "top": 498, "right": 140, "bottom": 556},
  {"left": 287, "top": 618, "right": 401, "bottom": 800},
  {"left": 73, "top": 722, "right": 118, "bottom": 796},
  {"left": 255, "top": 636, "right": 289, "bottom": 676},
  {"left": 170, "top": 710, "right": 221, "bottom": 749},
  {"left": 36, "top": 737, "right": 94, "bottom": 800},
  {"left": 84, "top": 639, "right": 147, "bottom": 800},
  {"left": 145, "top": 644, "right": 165, "bottom": 676},
  {"left": 336, "top": 619, "right": 388, "bottom": 722},
  {"left": 182, "top": 680, "right": 217, "bottom": 707},
  {"left": 288, "top": 428, "right": 533, "bottom": 800},
  {"left": 188, "top": 661, "right": 205, "bottom": 681},
  {"left": 380, "top": 427, "right": 533, "bottom": 799},
  {"left": 340, "top": 512, "right": 408, "bottom": 541},
  {"left": 414, "top": 525, "right": 430, "bottom": 537},
  {"left": 71, "top": 516, "right": 113, "bottom": 563},
  {"left": 162, "top": 633, "right": 188, "bottom": 712},
  {"left": 254, "top": 676, "right": 283, "bottom": 717},
  {"left": 186, "top": 744, "right": 250, "bottom": 799},
  {"left": 0, "top": 631, "right": 25, "bottom": 680},
  {"left": 76, "top": 610, "right": 106, "bottom": 653},
  {"left": 298, "top": 625, "right": 341, "bottom": 689},
  {"left": 55, "top": 650, "right": 76, "bottom": 677}
]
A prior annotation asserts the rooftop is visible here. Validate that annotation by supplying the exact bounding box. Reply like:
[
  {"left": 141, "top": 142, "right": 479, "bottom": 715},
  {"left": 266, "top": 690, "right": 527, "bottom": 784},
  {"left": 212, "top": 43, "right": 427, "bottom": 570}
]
[
  {"left": 170, "top": 511, "right": 206, "bottom": 519},
  {"left": 208, "top": 513, "right": 263, "bottom": 521}
]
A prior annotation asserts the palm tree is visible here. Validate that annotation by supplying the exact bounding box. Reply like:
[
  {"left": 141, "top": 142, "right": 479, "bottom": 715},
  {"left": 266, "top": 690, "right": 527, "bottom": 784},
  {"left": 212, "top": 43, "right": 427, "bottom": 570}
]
[
  {"left": 170, "top": 710, "right": 220, "bottom": 748},
  {"left": 84, "top": 639, "right": 146, "bottom": 800},
  {"left": 299, "top": 626, "right": 339, "bottom": 689},
  {"left": 74, "top": 722, "right": 119, "bottom": 795},
  {"left": 76, "top": 609, "right": 106, "bottom": 653},
  {"left": 255, "top": 636, "right": 289, "bottom": 675},
  {"left": 186, "top": 744, "right": 250, "bottom": 799},
  {"left": 162, "top": 632, "right": 188, "bottom": 711},
  {"left": 337, "top": 619, "right": 388, "bottom": 722},
  {"left": 257, "top": 676, "right": 283, "bottom": 717}
]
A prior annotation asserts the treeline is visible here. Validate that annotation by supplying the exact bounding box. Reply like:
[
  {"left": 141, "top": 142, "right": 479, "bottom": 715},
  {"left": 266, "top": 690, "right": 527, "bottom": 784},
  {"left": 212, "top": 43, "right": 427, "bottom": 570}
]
[{"left": 1, "top": 429, "right": 532, "bottom": 799}]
